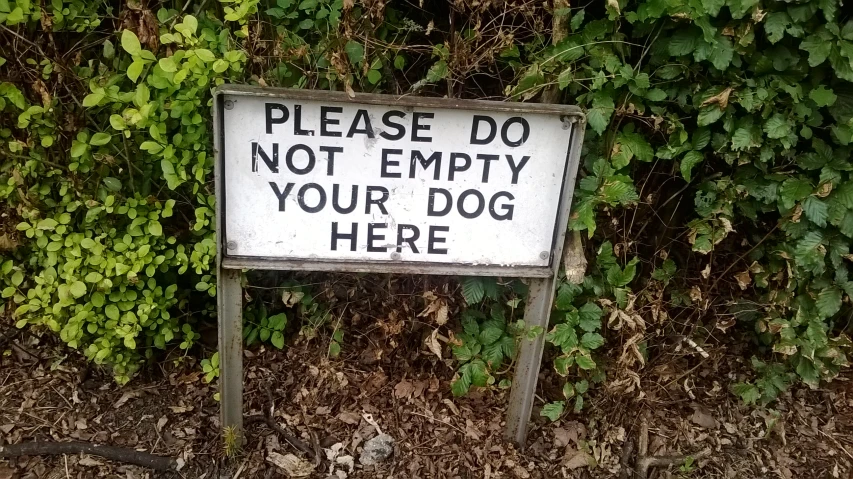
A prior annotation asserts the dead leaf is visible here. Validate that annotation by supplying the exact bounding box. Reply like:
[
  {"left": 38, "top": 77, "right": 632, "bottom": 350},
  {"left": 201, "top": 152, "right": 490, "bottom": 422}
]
[
  {"left": 691, "top": 407, "right": 718, "bottom": 429},
  {"left": 734, "top": 270, "right": 751, "bottom": 290},
  {"left": 606, "top": 0, "right": 620, "bottom": 14},
  {"left": 425, "top": 329, "right": 443, "bottom": 360},
  {"left": 0, "top": 465, "right": 15, "bottom": 479},
  {"left": 689, "top": 286, "right": 702, "bottom": 304},
  {"left": 114, "top": 390, "right": 143, "bottom": 408},
  {"left": 563, "top": 448, "right": 595, "bottom": 469},
  {"left": 816, "top": 182, "right": 833, "bottom": 198},
  {"left": 0, "top": 424, "right": 14, "bottom": 434},
  {"left": 701, "top": 263, "right": 711, "bottom": 279},
  {"left": 701, "top": 87, "right": 733, "bottom": 110},
  {"left": 337, "top": 411, "right": 361, "bottom": 425},
  {"left": 282, "top": 290, "right": 304, "bottom": 307},
  {"left": 75, "top": 418, "right": 88, "bottom": 430},
  {"left": 267, "top": 452, "right": 315, "bottom": 477},
  {"left": 79, "top": 456, "right": 104, "bottom": 467},
  {"left": 394, "top": 380, "right": 415, "bottom": 399},
  {"left": 156, "top": 416, "right": 168, "bottom": 432}
]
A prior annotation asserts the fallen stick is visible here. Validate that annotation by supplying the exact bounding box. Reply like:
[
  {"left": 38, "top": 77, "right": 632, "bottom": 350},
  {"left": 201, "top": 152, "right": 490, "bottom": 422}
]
[{"left": 0, "top": 441, "right": 177, "bottom": 471}]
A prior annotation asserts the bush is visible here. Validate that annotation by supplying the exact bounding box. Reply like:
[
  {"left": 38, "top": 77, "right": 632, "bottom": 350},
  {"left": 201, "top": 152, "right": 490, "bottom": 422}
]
[{"left": 1, "top": 0, "right": 851, "bottom": 398}]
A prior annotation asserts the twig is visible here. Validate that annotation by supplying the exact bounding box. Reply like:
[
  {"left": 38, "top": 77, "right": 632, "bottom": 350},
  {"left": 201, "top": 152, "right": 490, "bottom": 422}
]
[
  {"left": 633, "top": 414, "right": 710, "bottom": 479},
  {"left": 245, "top": 414, "right": 316, "bottom": 459},
  {"left": 0, "top": 442, "right": 176, "bottom": 471}
]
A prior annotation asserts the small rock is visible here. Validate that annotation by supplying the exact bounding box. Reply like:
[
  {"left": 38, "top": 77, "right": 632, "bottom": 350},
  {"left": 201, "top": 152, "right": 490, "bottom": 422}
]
[{"left": 359, "top": 433, "right": 395, "bottom": 466}]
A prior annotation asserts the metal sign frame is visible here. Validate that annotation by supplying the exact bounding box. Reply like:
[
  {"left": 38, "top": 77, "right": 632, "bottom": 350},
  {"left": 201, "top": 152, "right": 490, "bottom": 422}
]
[{"left": 212, "top": 85, "right": 586, "bottom": 446}]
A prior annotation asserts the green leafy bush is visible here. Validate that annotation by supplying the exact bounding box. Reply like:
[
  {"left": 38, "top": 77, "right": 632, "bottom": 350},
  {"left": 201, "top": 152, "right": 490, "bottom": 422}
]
[{"left": 2, "top": 0, "right": 852, "bottom": 400}]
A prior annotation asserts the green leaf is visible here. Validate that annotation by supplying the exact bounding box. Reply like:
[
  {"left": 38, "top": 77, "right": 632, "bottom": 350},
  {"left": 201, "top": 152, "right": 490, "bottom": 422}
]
[
  {"left": 764, "top": 113, "right": 791, "bottom": 139},
  {"left": 451, "top": 376, "right": 471, "bottom": 397},
  {"left": 574, "top": 379, "right": 589, "bottom": 394},
  {"left": 345, "top": 40, "right": 364, "bottom": 65},
  {"left": 158, "top": 57, "right": 178, "bottom": 73},
  {"left": 696, "top": 106, "right": 724, "bottom": 126},
  {"left": 425, "top": 60, "right": 448, "bottom": 83},
  {"left": 367, "top": 69, "right": 382, "bottom": 85},
  {"left": 668, "top": 28, "right": 700, "bottom": 56},
  {"left": 575, "top": 353, "right": 596, "bottom": 370},
  {"left": 540, "top": 401, "right": 564, "bottom": 422},
  {"left": 816, "top": 287, "right": 842, "bottom": 318},
  {"left": 90, "top": 132, "right": 111, "bottom": 146},
  {"left": 11, "top": 271, "right": 23, "bottom": 286},
  {"left": 580, "top": 332, "right": 605, "bottom": 350},
  {"left": 479, "top": 327, "right": 503, "bottom": 346},
  {"left": 800, "top": 34, "right": 831, "bottom": 66},
  {"left": 780, "top": 178, "right": 812, "bottom": 207},
  {"left": 562, "top": 382, "right": 575, "bottom": 399},
  {"left": 461, "top": 277, "right": 484, "bottom": 304},
  {"left": 578, "top": 303, "right": 602, "bottom": 332},
  {"left": 70, "top": 141, "right": 89, "bottom": 158},
  {"left": 83, "top": 91, "right": 104, "bottom": 107},
  {"left": 803, "top": 196, "right": 828, "bottom": 227},
  {"left": 127, "top": 60, "right": 144, "bottom": 83},
  {"left": 764, "top": 12, "right": 790, "bottom": 43},
  {"left": 103, "top": 177, "right": 122, "bottom": 191},
  {"left": 731, "top": 382, "right": 760, "bottom": 405},
  {"left": 148, "top": 221, "right": 163, "bottom": 236},
  {"left": 195, "top": 49, "right": 215, "bottom": 62},
  {"left": 213, "top": 59, "right": 229, "bottom": 73},
  {"left": 547, "top": 323, "right": 578, "bottom": 350},
  {"left": 271, "top": 331, "right": 285, "bottom": 349},
  {"left": 121, "top": 30, "right": 141, "bottom": 56},
  {"left": 105, "top": 304, "right": 120, "bottom": 320},
  {"left": 809, "top": 86, "right": 837, "bottom": 107},
  {"left": 680, "top": 150, "right": 704, "bottom": 182}
]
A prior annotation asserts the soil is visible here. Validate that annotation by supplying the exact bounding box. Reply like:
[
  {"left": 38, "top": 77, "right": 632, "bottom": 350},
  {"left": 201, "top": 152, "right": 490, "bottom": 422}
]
[{"left": 2, "top": 280, "right": 853, "bottom": 479}]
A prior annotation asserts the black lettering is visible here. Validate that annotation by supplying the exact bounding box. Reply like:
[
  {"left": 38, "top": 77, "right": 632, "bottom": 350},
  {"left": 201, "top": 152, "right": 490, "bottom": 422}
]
[
  {"left": 470, "top": 115, "right": 497, "bottom": 145},
  {"left": 409, "top": 150, "right": 442, "bottom": 180},
  {"left": 476, "top": 154, "right": 499, "bottom": 183},
  {"left": 297, "top": 183, "right": 326, "bottom": 213},
  {"left": 427, "top": 188, "right": 452, "bottom": 216},
  {"left": 252, "top": 142, "right": 278, "bottom": 173},
  {"left": 381, "top": 149, "right": 402, "bottom": 178},
  {"left": 428, "top": 226, "right": 449, "bottom": 254},
  {"left": 365, "top": 186, "right": 389, "bottom": 214},
  {"left": 331, "top": 222, "right": 357, "bottom": 251},
  {"left": 347, "top": 109, "right": 375, "bottom": 138},
  {"left": 506, "top": 155, "right": 531, "bottom": 184},
  {"left": 457, "top": 189, "right": 485, "bottom": 219},
  {"left": 320, "top": 106, "right": 342, "bottom": 137},
  {"left": 411, "top": 112, "right": 434, "bottom": 142},
  {"left": 501, "top": 117, "right": 530, "bottom": 147},
  {"left": 293, "top": 105, "right": 313, "bottom": 135},
  {"left": 268, "top": 182, "right": 294, "bottom": 211},
  {"left": 332, "top": 184, "right": 357, "bottom": 214},
  {"left": 265, "top": 103, "right": 289, "bottom": 134},
  {"left": 489, "top": 191, "right": 515, "bottom": 220},
  {"left": 448, "top": 153, "right": 471, "bottom": 181},
  {"left": 320, "top": 146, "right": 343, "bottom": 176},
  {"left": 286, "top": 144, "right": 315, "bottom": 175},
  {"left": 367, "top": 223, "right": 388, "bottom": 252},
  {"left": 396, "top": 224, "right": 420, "bottom": 253},
  {"left": 380, "top": 110, "right": 406, "bottom": 140}
]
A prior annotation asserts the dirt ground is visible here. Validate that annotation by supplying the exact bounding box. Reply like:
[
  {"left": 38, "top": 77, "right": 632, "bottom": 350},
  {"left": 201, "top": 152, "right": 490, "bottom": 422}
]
[{"left": 2, "top": 287, "right": 853, "bottom": 479}]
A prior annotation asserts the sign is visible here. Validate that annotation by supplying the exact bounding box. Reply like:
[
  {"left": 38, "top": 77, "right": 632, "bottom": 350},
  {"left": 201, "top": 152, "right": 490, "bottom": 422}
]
[
  {"left": 212, "top": 86, "right": 586, "bottom": 448},
  {"left": 216, "top": 87, "right": 583, "bottom": 276}
]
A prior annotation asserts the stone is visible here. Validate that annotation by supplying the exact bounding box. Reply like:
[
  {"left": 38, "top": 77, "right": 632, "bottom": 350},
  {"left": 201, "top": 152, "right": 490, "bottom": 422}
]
[{"left": 358, "top": 433, "right": 395, "bottom": 466}]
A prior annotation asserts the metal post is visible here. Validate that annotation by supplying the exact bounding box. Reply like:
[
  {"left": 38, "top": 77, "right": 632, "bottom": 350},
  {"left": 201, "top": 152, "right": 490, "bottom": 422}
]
[
  {"left": 504, "top": 276, "right": 557, "bottom": 445},
  {"left": 217, "top": 267, "right": 244, "bottom": 443}
]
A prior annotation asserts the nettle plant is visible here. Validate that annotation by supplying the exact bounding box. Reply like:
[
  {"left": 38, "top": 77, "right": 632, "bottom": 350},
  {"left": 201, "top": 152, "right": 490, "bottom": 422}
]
[{"left": 449, "top": 277, "right": 535, "bottom": 396}]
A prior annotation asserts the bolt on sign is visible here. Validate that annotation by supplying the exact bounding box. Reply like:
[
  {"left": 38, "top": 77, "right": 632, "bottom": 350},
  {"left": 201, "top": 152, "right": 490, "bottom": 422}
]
[{"left": 213, "top": 86, "right": 585, "bottom": 445}]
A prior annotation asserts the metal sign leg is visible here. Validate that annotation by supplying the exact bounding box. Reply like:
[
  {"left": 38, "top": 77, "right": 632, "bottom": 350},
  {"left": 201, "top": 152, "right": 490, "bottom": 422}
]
[
  {"left": 504, "top": 276, "right": 557, "bottom": 445},
  {"left": 218, "top": 268, "right": 244, "bottom": 444}
]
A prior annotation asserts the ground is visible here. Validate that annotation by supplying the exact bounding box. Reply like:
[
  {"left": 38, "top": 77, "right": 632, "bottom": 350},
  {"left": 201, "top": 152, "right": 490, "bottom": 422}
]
[{"left": 2, "top": 276, "right": 853, "bottom": 479}]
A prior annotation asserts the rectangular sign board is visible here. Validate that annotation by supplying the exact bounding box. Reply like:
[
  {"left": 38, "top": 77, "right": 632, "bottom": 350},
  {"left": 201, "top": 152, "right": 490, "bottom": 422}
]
[{"left": 214, "top": 86, "right": 584, "bottom": 277}]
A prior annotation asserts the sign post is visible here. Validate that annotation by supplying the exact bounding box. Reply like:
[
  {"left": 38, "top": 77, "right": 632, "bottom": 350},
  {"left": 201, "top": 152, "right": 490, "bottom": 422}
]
[{"left": 213, "top": 85, "right": 585, "bottom": 445}]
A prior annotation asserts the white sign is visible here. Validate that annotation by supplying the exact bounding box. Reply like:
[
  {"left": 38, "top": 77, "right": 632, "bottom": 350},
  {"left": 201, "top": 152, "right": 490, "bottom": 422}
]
[{"left": 219, "top": 91, "right": 578, "bottom": 268}]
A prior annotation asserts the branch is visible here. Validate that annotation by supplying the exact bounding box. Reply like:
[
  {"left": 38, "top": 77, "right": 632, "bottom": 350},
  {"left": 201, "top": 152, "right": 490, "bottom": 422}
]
[{"left": 0, "top": 442, "right": 177, "bottom": 471}]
